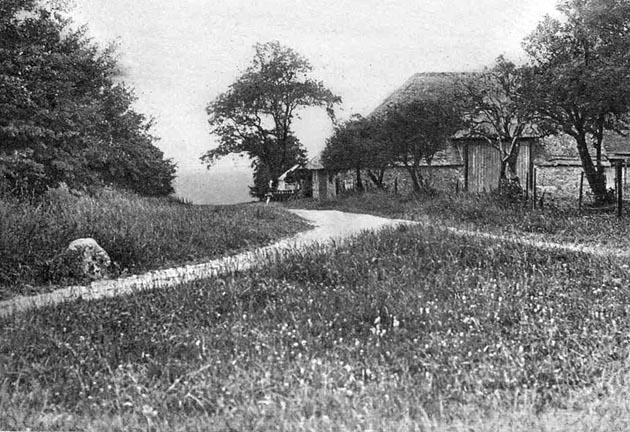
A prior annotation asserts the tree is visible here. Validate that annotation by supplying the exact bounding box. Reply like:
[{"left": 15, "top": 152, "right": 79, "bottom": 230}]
[
  {"left": 322, "top": 115, "right": 392, "bottom": 190},
  {"left": 523, "top": 0, "right": 630, "bottom": 203},
  {"left": 0, "top": 0, "right": 176, "bottom": 197},
  {"left": 379, "top": 95, "right": 462, "bottom": 193},
  {"left": 456, "top": 56, "right": 540, "bottom": 190},
  {"left": 203, "top": 41, "right": 340, "bottom": 199}
]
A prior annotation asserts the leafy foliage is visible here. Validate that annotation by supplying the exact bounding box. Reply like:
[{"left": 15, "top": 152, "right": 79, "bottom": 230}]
[
  {"left": 0, "top": 0, "right": 176, "bottom": 197},
  {"left": 322, "top": 115, "right": 391, "bottom": 190},
  {"left": 203, "top": 41, "right": 340, "bottom": 199},
  {"left": 379, "top": 95, "right": 462, "bottom": 192},
  {"left": 456, "top": 56, "right": 540, "bottom": 190},
  {"left": 523, "top": 0, "right": 630, "bottom": 203}
]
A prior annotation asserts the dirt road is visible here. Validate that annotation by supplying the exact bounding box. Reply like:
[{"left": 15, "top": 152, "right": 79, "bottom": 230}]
[{"left": 0, "top": 210, "right": 413, "bottom": 318}]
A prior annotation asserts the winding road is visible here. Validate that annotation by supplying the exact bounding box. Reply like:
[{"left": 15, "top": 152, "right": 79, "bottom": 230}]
[
  {"left": 1, "top": 208, "right": 627, "bottom": 319},
  {"left": 0, "top": 209, "right": 413, "bottom": 318}
]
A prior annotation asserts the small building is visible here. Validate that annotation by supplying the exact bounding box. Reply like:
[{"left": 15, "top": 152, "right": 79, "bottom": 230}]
[{"left": 302, "top": 155, "right": 337, "bottom": 200}]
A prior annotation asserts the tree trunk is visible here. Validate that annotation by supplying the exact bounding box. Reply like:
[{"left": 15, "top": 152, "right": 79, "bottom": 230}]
[
  {"left": 406, "top": 166, "right": 422, "bottom": 193},
  {"left": 498, "top": 140, "right": 520, "bottom": 190},
  {"left": 576, "top": 134, "right": 609, "bottom": 204},
  {"left": 355, "top": 167, "right": 364, "bottom": 192},
  {"left": 367, "top": 169, "right": 385, "bottom": 189}
]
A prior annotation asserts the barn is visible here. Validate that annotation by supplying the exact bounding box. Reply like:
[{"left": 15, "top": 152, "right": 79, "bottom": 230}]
[{"left": 371, "top": 72, "right": 537, "bottom": 194}]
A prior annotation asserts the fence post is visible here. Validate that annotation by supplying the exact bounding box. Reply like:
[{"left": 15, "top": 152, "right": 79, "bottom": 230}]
[
  {"left": 532, "top": 168, "right": 537, "bottom": 209},
  {"left": 617, "top": 161, "right": 623, "bottom": 218}
]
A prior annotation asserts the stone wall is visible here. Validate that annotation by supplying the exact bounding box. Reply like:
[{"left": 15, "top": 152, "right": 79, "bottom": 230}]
[
  {"left": 535, "top": 165, "right": 618, "bottom": 199},
  {"left": 336, "top": 166, "right": 464, "bottom": 194}
]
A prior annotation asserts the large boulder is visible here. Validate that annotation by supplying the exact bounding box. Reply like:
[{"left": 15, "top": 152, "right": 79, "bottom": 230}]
[{"left": 52, "top": 238, "right": 111, "bottom": 282}]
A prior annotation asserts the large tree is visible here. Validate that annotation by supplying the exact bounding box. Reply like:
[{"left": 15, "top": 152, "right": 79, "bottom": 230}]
[
  {"left": 203, "top": 41, "right": 340, "bottom": 199},
  {"left": 456, "top": 56, "right": 540, "bottom": 190},
  {"left": 523, "top": 0, "right": 630, "bottom": 203},
  {"left": 0, "top": 0, "right": 176, "bottom": 197},
  {"left": 379, "top": 96, "right": 462, "bottom": 193},
  {"left": 322, "top": 114, "right": 392, "bottom": 190}
]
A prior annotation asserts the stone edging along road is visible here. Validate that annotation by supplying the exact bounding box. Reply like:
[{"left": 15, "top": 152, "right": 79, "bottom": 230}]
[
  {"left": 0, "top": 210, "right": 414, "bottom": 318},
  {"left": 2, "top": 209, "right": 628, "bottom": 319}
]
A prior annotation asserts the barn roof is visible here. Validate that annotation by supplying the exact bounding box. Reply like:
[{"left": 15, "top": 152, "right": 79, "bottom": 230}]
[
  {"left": 373, "top": 72, "right": 539, "bottom": 139},
  {"left": 535, "top": 132, "right": 630, "bottom": 167},
  {"left": 372, "top": 72, "right": 464, "bottom": 115},
  {"left": 602, "top": 131, "right": 630, "bottom": 159},
  {"left": 428, "top": 145, "right": 463, "bottom": 166}
]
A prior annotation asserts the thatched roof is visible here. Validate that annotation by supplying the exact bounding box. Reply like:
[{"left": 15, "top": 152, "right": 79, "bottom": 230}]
[
  {"left": 427, "top": 145, "right": 463, "bottom": 166},
  {"left": 373, "top": 72, "right": 539, "bottom": 140},
  {"left": 304, "top": 155, "right": 324, "bottom": 170},
  {"left": 372, "top": 72, "right": 463, "bottom": 115}
]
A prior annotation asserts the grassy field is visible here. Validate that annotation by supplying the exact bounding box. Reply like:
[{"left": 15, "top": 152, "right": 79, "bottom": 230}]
[
  {"left": 2, "top": 221, "right": 629, "bottom": 430},
  {"left": 0, "top": 187, "right": 309, "bottom": 300},
  {"left": 289, "top": 191, "right": 630, "bottom": 248}
]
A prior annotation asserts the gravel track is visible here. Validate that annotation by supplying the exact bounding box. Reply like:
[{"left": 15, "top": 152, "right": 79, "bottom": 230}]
[
  {"left": 2, "top": 208, "right": 626, "bottom": 319},
  {"left": 0, "top": 209, "right": 413, "bottom": 318}
]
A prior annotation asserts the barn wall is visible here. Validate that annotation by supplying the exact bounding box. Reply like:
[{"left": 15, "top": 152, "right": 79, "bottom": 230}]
[
  {"left": 536, "top": 165, "right": 617, "bottom": 198},
  {"left": 465, "top": 140, "right": 533, "bottom": 193},
  {"left": 336, "top": 166, "right": 464, "bottom": 194}
]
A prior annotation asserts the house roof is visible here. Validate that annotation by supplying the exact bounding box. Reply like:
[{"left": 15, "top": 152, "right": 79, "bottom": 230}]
[{"left": 304, "top": 155, "right": 324, "bottom": 170}]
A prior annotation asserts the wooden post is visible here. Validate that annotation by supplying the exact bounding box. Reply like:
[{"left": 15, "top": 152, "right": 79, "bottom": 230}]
[
  {"left": 617, "top": 161, "right": 623, "bottom": 218},
  {"left": 532, "top": 168, "right": 537, "bottom": 209},
  {"left": 463, "top": 143, "right": 469, "bottom": 192},
  {"left": 578, "top": 171, "right": 584, "bottom": 210}
]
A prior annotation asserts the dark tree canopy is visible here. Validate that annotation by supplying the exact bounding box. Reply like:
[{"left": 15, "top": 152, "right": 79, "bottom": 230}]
[
  {"left": 0, "top": 0, "right": 176, "bottom": 197},
  {"left": 203, "top": 41, "right": 340, "bottom": 199},
  {"left": 380, "top": 95, "right": 462, "bottom": 193},
  {"left": 322, "top": 115, "right": 392, "bottom": 190},
  {"left": 523, "top": 0, "right": 630, "bottom": 203}
]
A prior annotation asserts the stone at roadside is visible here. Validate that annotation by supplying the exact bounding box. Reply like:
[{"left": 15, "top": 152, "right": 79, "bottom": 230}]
[{"left": 51, "top": 238, "right": 111, "bottom": 283}]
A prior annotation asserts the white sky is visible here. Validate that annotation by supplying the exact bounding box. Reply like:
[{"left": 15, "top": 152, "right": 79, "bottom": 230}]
[{"left": 71, "top": 0, "right": 559, "bottom": 176}]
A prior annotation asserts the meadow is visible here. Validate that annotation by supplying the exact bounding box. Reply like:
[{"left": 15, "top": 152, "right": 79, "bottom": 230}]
[
  {"left": 2, "top": 217, "right": 629, "bottom": 430},
  {"left": 0, "top": 187, "right": 309, "bottom": 300},
  {"left": 290, "top": 190, "right": 630, "bottom": 248}
]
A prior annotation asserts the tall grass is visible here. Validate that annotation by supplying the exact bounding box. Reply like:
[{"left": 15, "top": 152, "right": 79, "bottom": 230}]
[
  {"left": 0, "top": 188, "right": 309, "bottom": 299},
  {"left": 2, "top": 223, "right": 629, "bottom": 430}
]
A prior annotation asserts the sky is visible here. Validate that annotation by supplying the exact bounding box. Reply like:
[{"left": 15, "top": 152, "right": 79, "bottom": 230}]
[{"left": 70, "top": 0, "right": 559, "bottom": 203}]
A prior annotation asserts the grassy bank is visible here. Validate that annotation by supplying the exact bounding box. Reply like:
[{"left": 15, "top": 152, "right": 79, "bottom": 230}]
[
  {"left": 0, "top": 188, "right": 309, "bottom": 299},
  {"left": 289, "top": 191, "right": 630, "bottom": 248},
  {"left": 2, "top": 223, "right": 629, "bottom": 430}
]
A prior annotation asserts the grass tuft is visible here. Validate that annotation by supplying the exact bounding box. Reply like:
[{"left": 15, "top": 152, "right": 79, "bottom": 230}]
[{"left": 0, "top": 188, "right": 309, "bottom": 299}]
